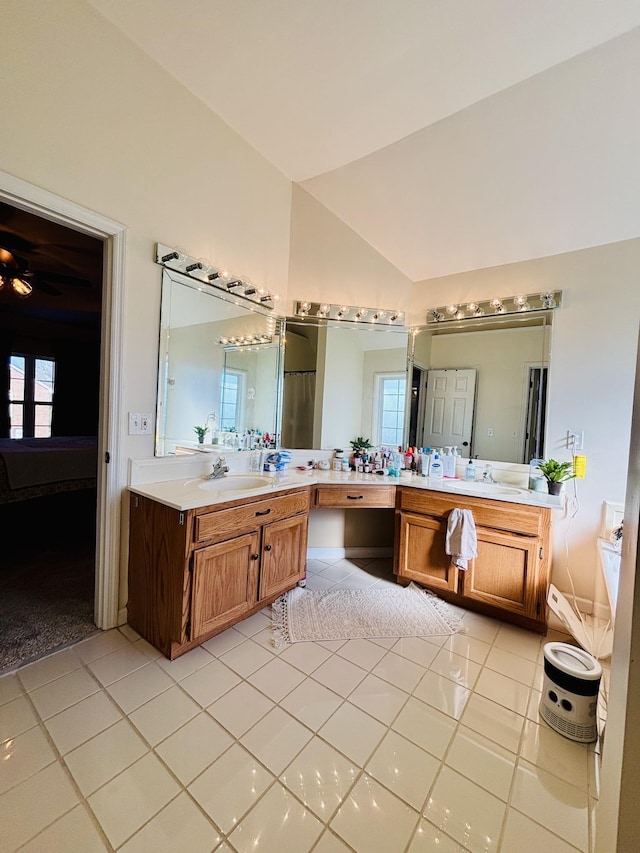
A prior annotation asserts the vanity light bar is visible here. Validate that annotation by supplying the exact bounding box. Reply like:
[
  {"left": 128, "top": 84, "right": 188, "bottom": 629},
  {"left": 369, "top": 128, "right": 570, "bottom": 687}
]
[
  {"left": 294, "top": 301, "right": 406, "bottom": 327},
  {"left": 426, "top": 290, "right": 562, "bottom": 324},
  {"left": 218, "top": 334, "right": 273, "bottom": 347},
  {"left": 155, "top": 243, "right": 278, "bottom": 309}
]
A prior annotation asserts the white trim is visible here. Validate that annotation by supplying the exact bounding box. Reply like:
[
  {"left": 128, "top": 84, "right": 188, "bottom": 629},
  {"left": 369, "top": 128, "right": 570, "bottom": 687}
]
[{"left": 0, "top": 170, "right": 126, "bottom": 630}]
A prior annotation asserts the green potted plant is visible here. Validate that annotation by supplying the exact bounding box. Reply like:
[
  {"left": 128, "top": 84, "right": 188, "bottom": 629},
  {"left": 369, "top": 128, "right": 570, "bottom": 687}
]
[
  {"left": 538, "top": 458, "right": 575, "bottom": 495},
  {"left": 193, "top": 424, "right": 209, "bottom": 444},
  {"left": 349, "top": 436, "right": 373, "bottom": 453}
]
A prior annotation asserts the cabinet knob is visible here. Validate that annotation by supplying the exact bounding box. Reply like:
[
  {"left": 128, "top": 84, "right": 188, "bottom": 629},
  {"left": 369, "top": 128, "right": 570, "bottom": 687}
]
[
  {"left": 255, "top": 508, "right": 271, "bottom": 517},
  {"left": 251, "top": 553, "right": 259, "bottom": 561},
  {"left": 264, "top": 544, "right": 272, "bottom": 551}
]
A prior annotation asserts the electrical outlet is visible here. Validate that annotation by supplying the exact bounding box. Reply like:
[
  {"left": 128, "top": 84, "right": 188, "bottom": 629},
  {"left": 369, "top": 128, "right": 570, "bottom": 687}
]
[
  {"left": 487, "top": 428, "right": 494, "bottom": 437},
  {"left": 128, "top": 412, "right": 141, "bottom": 435},
  {"left": 140, "top": 413, "right": 153, "bottom": 435},
  {"left": 567, "top": 429, "right": 584, "bottom": 451}
]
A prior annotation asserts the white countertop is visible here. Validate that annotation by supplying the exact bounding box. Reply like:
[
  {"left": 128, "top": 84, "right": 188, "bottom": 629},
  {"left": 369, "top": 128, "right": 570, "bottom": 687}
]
[{"left": 129, "top": 467, "right": 563, "bottom": 512}]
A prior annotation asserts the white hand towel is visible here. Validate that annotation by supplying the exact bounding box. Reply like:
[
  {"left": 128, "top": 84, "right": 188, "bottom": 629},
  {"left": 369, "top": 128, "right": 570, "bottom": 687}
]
[{"left": 445, "top": 508, "right": 477, "bottom": 570}]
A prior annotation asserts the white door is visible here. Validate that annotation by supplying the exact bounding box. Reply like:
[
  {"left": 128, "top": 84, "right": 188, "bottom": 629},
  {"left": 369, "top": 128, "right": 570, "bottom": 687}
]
[{"left": 422, "top": 369, "right": 476, "bottom": 458}]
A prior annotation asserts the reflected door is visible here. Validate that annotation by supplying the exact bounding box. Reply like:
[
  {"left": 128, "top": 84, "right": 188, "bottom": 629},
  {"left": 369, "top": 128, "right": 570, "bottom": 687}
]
[{"left": 422, "top": 369, "right": 476, "bottom": 457}]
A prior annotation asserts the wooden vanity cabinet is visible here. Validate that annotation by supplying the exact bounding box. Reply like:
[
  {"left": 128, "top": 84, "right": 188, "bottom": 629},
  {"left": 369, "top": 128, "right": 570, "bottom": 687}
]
[
  {"left": 313, "top": 483, "right": 396, "bottom": 508},
  {"left": 395, "top": 487, "right": 552, "bottom": 632},
  {"left": 128, "top": 487, "right": 310, "bottom": 659}
]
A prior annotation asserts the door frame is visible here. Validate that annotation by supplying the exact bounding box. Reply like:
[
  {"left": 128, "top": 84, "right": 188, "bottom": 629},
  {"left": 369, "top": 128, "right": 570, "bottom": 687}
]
[{"left": 0, "top": 170, "right": 126, "bottom": 629}]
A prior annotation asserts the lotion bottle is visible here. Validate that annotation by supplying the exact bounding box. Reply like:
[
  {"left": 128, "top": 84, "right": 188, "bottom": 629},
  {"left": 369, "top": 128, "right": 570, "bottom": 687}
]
[
  {"left": 443, "top": 446, "right": 455, "bottom": 477},
  {"left": 430, "top": 452, "right": 444, "bottom": 479},
  {"left": 465, "top": 458, "right": 476, "bottom": 482}
]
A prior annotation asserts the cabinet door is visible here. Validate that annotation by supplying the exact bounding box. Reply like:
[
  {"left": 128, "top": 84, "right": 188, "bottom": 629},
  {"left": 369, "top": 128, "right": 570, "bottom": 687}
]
[
  {"left": 259, "top": 514, "right": 308, "bottom": 601},
  {"left": 396, "top": 512, "right": 458, "bottom": 593},
  {"left": 461, "top": 527, "right": 539, "bottom": 618},
  {"left": 191, "top": 532, "right": 260, "bottom": 640}
]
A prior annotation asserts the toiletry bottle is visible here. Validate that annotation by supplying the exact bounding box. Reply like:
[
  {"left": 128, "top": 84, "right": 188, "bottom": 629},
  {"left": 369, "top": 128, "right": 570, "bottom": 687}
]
[
  {"left": 421, "top": 447, "right": 432, "bottom": 477},
  {"left": 465, "top": 459, "right": 476, "bottom": 482},
  {"left": 443, "top": 446, "right": 455, "bottom": 478},
  {"left": 430, "top": 452, "right": 443, "bottom": 479}
]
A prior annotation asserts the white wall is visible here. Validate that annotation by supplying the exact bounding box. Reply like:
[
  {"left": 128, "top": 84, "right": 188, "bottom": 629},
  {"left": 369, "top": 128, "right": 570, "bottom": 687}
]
[
  {"left": 413, "top": 238, "right": 640, "bottom": 606},
  {"left": 0, "top": 0, "right": 293, "bottom": 609}
]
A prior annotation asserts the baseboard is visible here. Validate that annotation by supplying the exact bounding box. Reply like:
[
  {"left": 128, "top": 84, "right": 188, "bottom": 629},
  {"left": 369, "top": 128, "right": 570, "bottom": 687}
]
[
  {"left": 307, "top": 547, "right": 393, "bottom": 560},
  {"left": 117, "top": 607, "right": 128, "bottom": 627},
  {"left": 547, "top": 593, "right": 611, "bottom": 633}
]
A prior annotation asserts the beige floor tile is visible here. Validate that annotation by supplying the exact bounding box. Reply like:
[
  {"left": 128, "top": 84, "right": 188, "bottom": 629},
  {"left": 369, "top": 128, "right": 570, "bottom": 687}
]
[
  {"left": 331, "top": 773, "right": 419, "bottom": 853},
  {"left": 485, "top": 645, "right": 537, "bottom": 686},
  {"left": 318, "top": 562, "right": 359, "bottom": 582},
  {"left": 105, "top": 661, "right": 174, "bottom": 713},
  {"left": 208, "top": 681, "right": 274, "bottom": 737},
  {"left": 85, "top": 644, "right": 151, "bottom": 687},
  {"left": 407, "top": 818, "right": 466, "bottom": 851},
  {"left": 392, "top": 636, "right": 440, "bottom": 667},
  {"left": 331, "top": 571, "right": 380, "bottom": 590},
  {"left": 64, "top": 719, "right": 148, "bottom": 796},
  {"left": 19, "top": 803, "right": 107, "bottom": 853},
  {"left": 233, "top": 610, "right": 272, "bottom": 637},
  {"left": 425, "top": 766, "right": 506, "bottom": 852},
  {"left": 312, "top": 655, "right": 367, "bottom": 697},
  {"left": 413, "top": 670, "right": 470, "bottom": 720},
  {"left": 201, "top": 626, "right": 246, "bottom": 656},
  {"left": 74, "top": 628, "right": 130, "bottom": 664},
  {"left": 17, "top": 648, "right": 83, "bottom": 693},
  {"left": 279, "top": 640, "right": 332, "bottom": 673},
  {"left": 241, "top": 706, "right": 313, "bottom": 774},
  {"left": 312, "top": 830, "right": 353, "bottom": 852},
  {"left": 281, "top": 736, "right": 359, "bottom": 821},
  {"left": 280, "top": 679, "right": 343, "bottom": 731},
  {"left": 0, "top": 724, "right": 56, "bottom": 795},
  {"left": 229, "top": 781, "right": 324, "bottom": 852},
  {"left": 0, "top": 674, "right": 22, "bottom": 707},
  {"left": 445, "top": 725, "right": 516, "bottom": 801},
  {"left": 188, "top": 743, "right": 274, "bottom": 834},
  {"left": 156, "top": 712, "right": 233, "bottom": 785},
  {"left": 155, "top": 645, "right": 214, "bottom": 680},
  {"left": 247, "top": 656, "right": 306, "bottom": 702},
  {"left": 219, "top": 638, "right": 275, "bottom": 677},
  {"left": 461, "top": 612, "right": 501, "bottom": 644},
  {"left": 520, "top": 718, "right": 590, "bottom": 792},
  {"left": 461, "top": 693, "right": 525, "bottom": 753},
  {"left": 348, "top": 673, "right": 409, "bottom": 724},
  {"left": 372, "top": 651, "right": 426, "bottom": 693},
  {"left": 305, "top": 574, "right": 339, "bottom": 591},
  {"left": 439, "top": 632, "right": 492, "bottom": 665},
  {"left": 336, "top": 638, "right": 388, "bottom": 670},
  {"left": 118, "top": 623, "right": 141, "bottom": 642},
  {"left": 119, "top": 791, "right": 221, "bottom": 853},
  {"left": 45, "top": 691, "right": 122, "bottom": 755},
  {"left": 430, "top": 647, "right": 482, "bottom": 688},
  {"left": 88, "top": 752, "right": 180, "bottom": 848},
  {"left": 178, "top": 658, "right": 241, "bottom": 707},
  {"left": 0, "top": 761, "right": 79, "bottom": 851},
  {"left": 319, "top": 702, "right": 386, "bottom": 766},
  {"left": 494, "top": 623, "right": 543, "bottom": 661},
  {"left": 474, "top": 667, "right": 531, "bottom": 716},
  {"left": 0, "top": 694, "right": 39, "bottom": 743},
  {"left": 128, "top": 684, "right": 199, "bottom": 746},
  {"left": 501, "top": 808, "right": 583, "bottom": 852},
  {"left": 29, "top": 667, "right": 100, "bottom": 719},
  {"left": 366, "top": 730, "right": 440, "bottom": 810},
  {"left": 392, "top": 698, "right": 456, "bottom": 760},
  {"left": 510, "top": 760, "right": 589, "bottom": 851}
]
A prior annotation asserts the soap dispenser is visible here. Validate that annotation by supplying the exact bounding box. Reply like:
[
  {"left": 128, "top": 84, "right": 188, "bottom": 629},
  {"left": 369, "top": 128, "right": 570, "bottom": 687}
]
[
  {"left": 443, "top": 447, "right": 455, "bottom": 478},
  {"left": 465, "top": 458, "right": 477, "bottom": 482}
]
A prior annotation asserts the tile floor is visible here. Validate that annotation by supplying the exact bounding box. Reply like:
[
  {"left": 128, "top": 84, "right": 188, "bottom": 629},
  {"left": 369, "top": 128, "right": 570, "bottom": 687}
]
[{"left": 0, "top": 557, "right": 604, "bottom": 852}]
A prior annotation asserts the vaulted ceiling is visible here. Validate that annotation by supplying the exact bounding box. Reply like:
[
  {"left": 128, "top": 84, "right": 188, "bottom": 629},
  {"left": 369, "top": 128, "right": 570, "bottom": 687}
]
[{"left": 91, "top": 0, "right": 640, "bottom": 281}]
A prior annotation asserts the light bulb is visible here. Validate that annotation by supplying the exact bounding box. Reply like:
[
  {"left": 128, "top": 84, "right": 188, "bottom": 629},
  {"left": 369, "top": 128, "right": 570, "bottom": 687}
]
[
  {"left": 467, "top": 302, "right": 478, "bottom": 313},
  {"left": 12, "top": 277, "right": 33, "bottom": 297},
  {"left": 513, "top": 294, "right": 527, "bottom": 307},
  {"left": 446, "top": 305, "right": 458, "bottom": 315}
]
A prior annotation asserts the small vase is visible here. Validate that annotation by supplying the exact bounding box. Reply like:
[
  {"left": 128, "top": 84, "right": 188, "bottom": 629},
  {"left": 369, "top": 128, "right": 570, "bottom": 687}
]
[
  {"left": 547, "top": 481, "right": 563, "bottom": 496},
  {"left": 198, "top": 436, "right": 204, "bottom": 444}
]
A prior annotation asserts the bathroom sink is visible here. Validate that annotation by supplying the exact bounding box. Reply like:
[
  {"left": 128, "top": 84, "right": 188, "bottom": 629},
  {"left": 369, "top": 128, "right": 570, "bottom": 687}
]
[
  {"left": 198, "top": 474, "right": 276, "bottom": 493},
  {"left": 445, "top": 481, "right": 525, "bottom": 497}
]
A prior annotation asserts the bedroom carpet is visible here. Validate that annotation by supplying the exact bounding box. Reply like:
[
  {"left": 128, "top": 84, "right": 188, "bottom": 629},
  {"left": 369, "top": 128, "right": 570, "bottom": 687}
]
[{"left": 0, "top": 490, "right": 98, "bottom": 672}]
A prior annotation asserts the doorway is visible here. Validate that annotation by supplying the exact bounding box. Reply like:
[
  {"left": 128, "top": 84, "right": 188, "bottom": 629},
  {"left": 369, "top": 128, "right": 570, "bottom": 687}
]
[
  {"left": 0, "top": 202, "right": 104, "bottom": 669},
  {"left": 522, "top": 366, "right": 548, "bottom": 463}
]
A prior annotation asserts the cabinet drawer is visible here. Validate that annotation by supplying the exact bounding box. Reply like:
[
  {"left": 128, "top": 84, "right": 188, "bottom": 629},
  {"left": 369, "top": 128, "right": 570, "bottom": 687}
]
[
  {"left": 315, "top": 484, "right": 396, "bottom": 509},
  {"left": 195, "top": 489, "right": 310, "bottom": 544},
  {"left": 398, "top": 487, "right": 544, "bottom": 536}
]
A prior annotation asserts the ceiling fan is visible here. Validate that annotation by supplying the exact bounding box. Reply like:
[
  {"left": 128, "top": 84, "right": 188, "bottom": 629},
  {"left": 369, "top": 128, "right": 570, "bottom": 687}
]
[{"left": 0, "top": 247, "right": 35, "bottom": 297}]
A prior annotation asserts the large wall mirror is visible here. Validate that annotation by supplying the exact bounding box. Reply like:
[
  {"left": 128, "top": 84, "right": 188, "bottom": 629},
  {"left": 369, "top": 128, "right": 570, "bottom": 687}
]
[
  {"left": 155, "top": 268, "right": 285, "bottom": 456},
  {"left": 408, "top": 314, "right": 552, "bottom": 464},
  {"left": 283, "top": 320, "right": 410, "bottom": 451}
]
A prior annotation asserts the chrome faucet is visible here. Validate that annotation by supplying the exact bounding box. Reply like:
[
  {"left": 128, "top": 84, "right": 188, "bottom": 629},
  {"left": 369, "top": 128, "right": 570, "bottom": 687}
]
[
  {"left": 482, "top": 464, "right": 498, "bottom": 484},
  {"left": 204, "top": 456, "right": 229, "bottom": 480}
]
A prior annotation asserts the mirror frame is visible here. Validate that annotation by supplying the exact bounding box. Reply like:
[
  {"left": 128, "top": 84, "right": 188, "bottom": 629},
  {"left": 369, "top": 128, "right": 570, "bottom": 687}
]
[
  {"left": 406, "top": 311, "right": 553, "bottom": 463},
  {"left": 155, "top": 266, "right": 286, "bottom": 456}
]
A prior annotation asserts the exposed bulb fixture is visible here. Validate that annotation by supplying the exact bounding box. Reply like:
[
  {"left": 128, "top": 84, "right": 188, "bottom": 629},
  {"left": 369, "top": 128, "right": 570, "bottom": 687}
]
[
  {"left": 294, "top": 301, "right": 405, "bottom": 327},
  {"left": 0, "top": 248, "right": 35, "bottom": 298},
  {"left": 426, "top": 291, "right": 562, "bottom": 324},
  {"left": 540, "top": 292, "right": 556, "bottom": 309}
]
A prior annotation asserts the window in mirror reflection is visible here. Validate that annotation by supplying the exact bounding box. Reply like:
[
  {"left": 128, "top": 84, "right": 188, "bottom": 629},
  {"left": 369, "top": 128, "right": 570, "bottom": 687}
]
[
  {"left": 220, "top": 369, "right": 244, "bottom": 431},
  {"left": 375, "top": 374, "right": 406, "bottom": 446}
]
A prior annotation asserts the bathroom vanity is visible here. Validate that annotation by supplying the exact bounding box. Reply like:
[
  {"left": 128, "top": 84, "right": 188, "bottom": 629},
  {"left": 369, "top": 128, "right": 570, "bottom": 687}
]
[
  {"left": 128, "top": 468, "right": 558, "bottom": 657},
  {"left": 394, "top": 486, "right": 552, "bottom": 632},
  {"left": 128, "top": 484, "right": 310, "bottom": 659}
]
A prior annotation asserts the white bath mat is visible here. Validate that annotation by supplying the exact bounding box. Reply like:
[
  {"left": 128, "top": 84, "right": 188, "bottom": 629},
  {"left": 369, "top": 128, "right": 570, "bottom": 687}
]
[{"left": 271, "top": 582, "right": 464, "bottom": 648}]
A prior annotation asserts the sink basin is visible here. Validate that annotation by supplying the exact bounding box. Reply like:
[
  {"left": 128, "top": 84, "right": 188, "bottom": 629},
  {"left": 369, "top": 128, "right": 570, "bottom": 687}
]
[
  {"left": 445, "top": 481, "right": 525, "bottom": 496},
  {"left": 198, "top": 474, "right": 275, "bottom": 493}
]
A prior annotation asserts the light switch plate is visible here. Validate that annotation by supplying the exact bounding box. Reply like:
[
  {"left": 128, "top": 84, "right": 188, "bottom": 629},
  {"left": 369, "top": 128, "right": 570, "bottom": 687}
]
[{"left": 128, "top": 412, "right": 140, "bottom": 435}]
